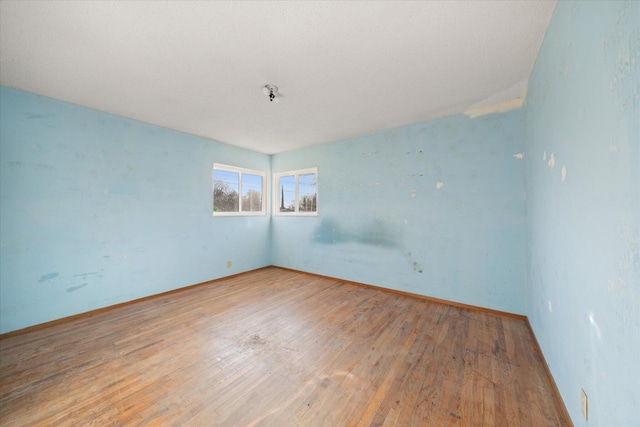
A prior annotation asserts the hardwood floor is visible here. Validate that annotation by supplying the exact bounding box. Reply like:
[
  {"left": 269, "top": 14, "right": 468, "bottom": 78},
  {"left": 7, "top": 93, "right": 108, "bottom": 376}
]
[{"left": 0, "top": 267, "right": 571, "bottom": 426}]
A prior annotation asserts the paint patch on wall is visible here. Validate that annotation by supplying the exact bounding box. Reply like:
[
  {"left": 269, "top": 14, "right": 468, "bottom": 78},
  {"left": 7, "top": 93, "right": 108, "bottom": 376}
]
[
  {"left": 38, "top": 272, "right": 59, "bottom": 283},
  {"left": 548, "top": 152, "right": 556, "bottom": 168},
  {"left": 25, "top": 113, "right": 48, "bottom": 120},
  {"left": 588, "top": 311, "right": 602, "bottom": 340},
  {"left": 66, "top": 283, "right": 88, "bottom": 293},
  {"left": 436, "top": 181, "right": 444, "bottom": 189},
  {"left": 464, "top": 97, "right": 525, "bottom": 118},
  {"left": 73, "top": 272, "right": 100, "bottom": 277}
]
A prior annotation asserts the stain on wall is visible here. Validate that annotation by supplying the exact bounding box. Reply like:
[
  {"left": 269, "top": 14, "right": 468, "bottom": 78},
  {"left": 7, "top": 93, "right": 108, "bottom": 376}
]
[
  {"left": 66, "top": 284, "right": 88, "bottom": 293},
  {"left": 314, "top": 217, "right": 401, "bottom": 248}
]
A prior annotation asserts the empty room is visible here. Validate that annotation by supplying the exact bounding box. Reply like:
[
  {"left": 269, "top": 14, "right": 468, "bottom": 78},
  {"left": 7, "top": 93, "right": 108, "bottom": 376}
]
[{"left": 0, "top": 1, "right": 638, "bottom": 426}]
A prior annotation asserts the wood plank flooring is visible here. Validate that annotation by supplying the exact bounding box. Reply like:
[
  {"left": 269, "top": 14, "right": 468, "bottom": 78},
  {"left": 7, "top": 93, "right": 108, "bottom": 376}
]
[{"left": 0, "top": 267, "right": 571, "bottom": 426}]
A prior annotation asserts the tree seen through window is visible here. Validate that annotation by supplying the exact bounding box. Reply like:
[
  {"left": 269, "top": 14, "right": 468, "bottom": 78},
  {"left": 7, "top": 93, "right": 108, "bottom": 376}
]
[
  {"left": 276, "top": 168, "right": 317, "bottom": 215},
  {"left": 213, "top": 164, "right": 266, "bottom": 215}
]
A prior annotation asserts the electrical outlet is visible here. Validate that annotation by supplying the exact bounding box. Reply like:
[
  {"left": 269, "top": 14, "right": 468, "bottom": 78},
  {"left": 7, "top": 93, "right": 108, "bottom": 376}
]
[
  {"left": 581, "top": 388, "right": 588, "bottom": 420},
  {"left": 227, "top": 260, "right": 232, "bottom": 268}
]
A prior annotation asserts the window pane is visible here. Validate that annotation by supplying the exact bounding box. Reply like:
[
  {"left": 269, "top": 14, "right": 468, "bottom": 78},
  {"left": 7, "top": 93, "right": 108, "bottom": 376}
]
[
  {"left": 241, "top": 173, "right": 263, "bottom": 212},
  {"left": 213, "top": 169, "right": 239, "bottom": 212},
  {"left": 298, "top": 173, "right": 317, "bottom": 212},
  {"left": 278, "top": 175, "right": 295, "bottom": 212}
]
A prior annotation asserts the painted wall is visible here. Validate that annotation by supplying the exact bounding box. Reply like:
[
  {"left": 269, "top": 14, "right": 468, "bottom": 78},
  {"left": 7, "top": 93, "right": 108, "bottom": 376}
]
[
  {"left": 272, "top": 110, "right": 527, "bottom": 315},
  {"left": 525, "top": 1, "right": 639, "bottom": 425},
  {"left": 0, "top": 86, "right": 272, "bottom": 334}
]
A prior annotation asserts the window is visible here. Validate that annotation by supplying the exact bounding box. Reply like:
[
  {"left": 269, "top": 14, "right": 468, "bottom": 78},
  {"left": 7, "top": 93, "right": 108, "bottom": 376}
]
[
  {"left": 213, "top": 164, "right": 267, "bottom": 216},
  {"left": 274, "top": 168, "right": 318, "bottom": 215}
]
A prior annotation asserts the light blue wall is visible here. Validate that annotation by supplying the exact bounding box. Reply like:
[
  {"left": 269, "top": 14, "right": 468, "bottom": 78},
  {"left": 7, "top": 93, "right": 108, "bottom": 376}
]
[
  {"left": 272, "top": 110, "right": 527, "bottom": 315},
  {"left": 525, "top": 1, "right": 639, "bottom": 425},
  {"left": 0, "top": 86, "right": 272, "bottom": 334}
]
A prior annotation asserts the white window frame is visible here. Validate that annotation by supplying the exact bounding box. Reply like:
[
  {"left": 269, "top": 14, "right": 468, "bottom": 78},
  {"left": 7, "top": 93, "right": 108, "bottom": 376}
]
[
  {"left": 273, "top": 167, "right": 318, "bottom": 216},
  {"left": 213, "top": 163, "right": 268, "bottom": 216}
]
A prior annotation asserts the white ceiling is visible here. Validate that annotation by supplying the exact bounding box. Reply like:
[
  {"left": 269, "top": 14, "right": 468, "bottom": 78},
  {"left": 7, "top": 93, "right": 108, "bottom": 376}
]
[{"left": 0, "top": 1, "right": 555, "bottom": 155}]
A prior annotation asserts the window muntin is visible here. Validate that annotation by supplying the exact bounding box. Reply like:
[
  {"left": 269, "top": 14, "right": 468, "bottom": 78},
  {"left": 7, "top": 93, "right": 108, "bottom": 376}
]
[
  {"left": 274, "top": 168, "right": 318, "bottom": 216},
  {"left": 241, "top": 173, "right": 263, "bottom": 212},
  {"left": 213, "top": 164, "right": 267, "bottom": 216},
  {"left": 213, "top": 169, "right": 239, "bottom": 212},
  {"left": 298, "top": 173, "right": 317, "bottom": 212}
]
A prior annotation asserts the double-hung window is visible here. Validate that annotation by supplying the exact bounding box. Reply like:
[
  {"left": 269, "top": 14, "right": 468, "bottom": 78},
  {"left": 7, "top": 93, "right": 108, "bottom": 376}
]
[
  {"left": 273, "top": 168, "right": 318, "bottom": 216},
  {"left": 213, "top": 164, "right": 267, "bottom": 216}
]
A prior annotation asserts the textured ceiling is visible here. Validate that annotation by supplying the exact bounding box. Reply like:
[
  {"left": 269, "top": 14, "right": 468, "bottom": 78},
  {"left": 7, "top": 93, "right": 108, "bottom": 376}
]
[{"left": 0, "top": 1, "right": 555, "bottom": 154}]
